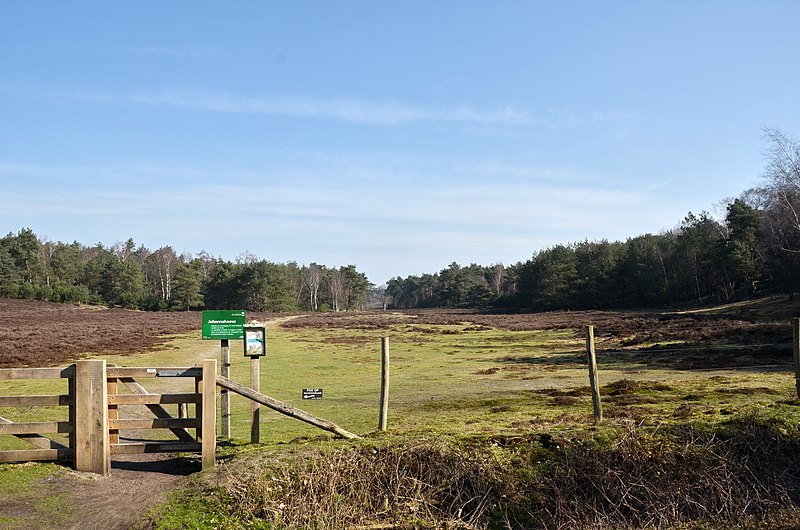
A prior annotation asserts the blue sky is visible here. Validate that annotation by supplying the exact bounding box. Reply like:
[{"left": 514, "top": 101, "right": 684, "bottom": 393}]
[{"left": 1, "top": 2, "right": 798, "bottom": 285}]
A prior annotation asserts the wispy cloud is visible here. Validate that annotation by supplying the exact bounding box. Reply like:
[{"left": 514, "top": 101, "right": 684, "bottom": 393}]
[
  {"left": 0, "top": 159, "right": 689, "bottom": 280},
  {"left": 120, "top": 44, "right": 222, "bottom": 59},
  {"left": 1, "top": 81, "right": 638, "bottom": 131},
  {"left": 123, "top": 90, "right": 537, "bottom": 127}
]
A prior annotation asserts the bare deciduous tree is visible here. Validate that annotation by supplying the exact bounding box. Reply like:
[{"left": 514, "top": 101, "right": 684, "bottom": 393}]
[
  {"left": 149, "top": 246, "right": 178, "bottom": 301},
  {"left": 762, "top": 128, "right": 800, "bottom": 249},
  {"left": 328, "top": 268, "right": 344, "bottom": 312},
  {"left": 489, "top": 263, "right": 505, "bottom": 296},
  {"left": 304, "top": 263, "right": 322, "bottom": 311}
]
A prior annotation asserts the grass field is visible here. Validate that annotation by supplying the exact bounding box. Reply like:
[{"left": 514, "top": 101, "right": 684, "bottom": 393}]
[{"left": 2, "top": 300, "right": 800, "bottom": 528}]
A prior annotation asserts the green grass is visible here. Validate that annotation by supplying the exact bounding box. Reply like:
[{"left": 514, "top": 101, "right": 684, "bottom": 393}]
[
  {"left": 3, "top": 308, "right": 800, "bottom": 528},
  {"left": 2, "top": 312, "right": 797, "bottom": 445},
  {"left": 0, "top": 462, "right": 67, "bottom": 495},
  {"left": 0, "top": 462, "right": 71, "bottom": 529}
]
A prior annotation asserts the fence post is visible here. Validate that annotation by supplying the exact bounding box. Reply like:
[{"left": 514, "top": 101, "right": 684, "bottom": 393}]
[
  {"left": 74, "top": 359, "right": 110, "bottom": 475},
  {"left": 585, "top": 326, "right": 603, "bottom": 424},
  {"left": 379, "top": 337, "right": 390, "bottom": 431},
  {"left": 793, "top": 319, "right": 800, "bottom": 399},
  {"left": 250, "top": 356, "right": 261, "bottom": 443},
  {"left": 221, "top": 339, "right": 230, "bottom": 438},
  {"left": 68, "top": 369, "right": 76, "bottom": 457},
  {"left": 202, "top": 359, "right": 217, "bottom": 470}
]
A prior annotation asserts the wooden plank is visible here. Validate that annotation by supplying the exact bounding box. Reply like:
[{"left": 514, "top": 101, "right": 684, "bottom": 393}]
[
  {"left": 108, "top": 378, "right": 119, "bottom": 445},
  {"left": 117, "top": 378, "right": 196, "bottom": 443},
  {"left": 0, "top": 415, "right": 69, "bottom": 450},
  {"left": 0, "top": 421, "right": 73, "bottom": 435},
  {"left": 202, "top": 359, "right": 216, "bottom": 470},
  {"left": 74, "top": 360, "right": 109, "bottom": 475},
  {"left": 108, "top": 393, "right": 201, "bottom": 406},
  {"left": 195, "top": 376, "right": 202, "bottom": 441},
  {"left": 68, "top": 373, "right": 76, "bottom": 453},
  {"left": 0, "top": 367, "right": 74, "bottom": 380},
  {"left": 0, "top": 395, "right": 71, "bottom": 407},
  {"left": 0, "top": 449, "right": 73, "bottom": 462},
  {"left": 217, "top": 375, "right": 360, "bottom": 440},
  {"left": 107, "top": 367, "right": 201, "bottom": 378},
  {"left": 109, "top": 418, "right": 200, "bottom": 430},
  {"left": 111, "top": 442, "right": 202, "bottom": 455}
]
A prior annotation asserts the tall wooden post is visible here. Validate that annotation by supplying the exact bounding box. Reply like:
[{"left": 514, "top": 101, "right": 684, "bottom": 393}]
[
  {"left": 220, "top": 339, "right": 230, "bottom": 438},
  {"left": 250, "top": 356, "right": 261, "bottom": 443},
  {"left": 378, "top": 337, "right": 390, "bottom": 431},
  {"left": 793, "top": 319, "right": 800, "bottom": 399},
  {"left": 74, "top": 360, "right": 110, "bottom": 475},
  {"left": 201, "top": 359, "right": 217, "bottom": 470},
  {"left": 585, "top": 326, "right": 603, "bottom": 424}
]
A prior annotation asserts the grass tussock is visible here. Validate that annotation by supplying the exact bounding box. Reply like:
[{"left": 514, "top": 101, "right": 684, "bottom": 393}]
[{"left": 194, "top": 415, "right": 800, "bottom": 530}]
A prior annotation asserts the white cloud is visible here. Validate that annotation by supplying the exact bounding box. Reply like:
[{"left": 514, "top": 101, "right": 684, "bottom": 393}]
[
  {"left": 2, "top": 82, "right": 638, "bottom": 132},
  {"left": 124, "top": 91, "right": 538, "bottom": 127},
  {"left": 0, "top": 159, "right": 686, "bottom": 281}
]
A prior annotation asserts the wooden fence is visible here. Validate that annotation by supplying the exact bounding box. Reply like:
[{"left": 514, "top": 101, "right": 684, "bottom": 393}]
[{"left": 0, "top": 359, "right": 216, "bottom": 475}]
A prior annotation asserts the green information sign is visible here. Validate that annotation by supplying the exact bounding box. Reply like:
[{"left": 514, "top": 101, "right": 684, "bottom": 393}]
[{"left": 202, "top": 310, "right": 246, "bottom": 340}]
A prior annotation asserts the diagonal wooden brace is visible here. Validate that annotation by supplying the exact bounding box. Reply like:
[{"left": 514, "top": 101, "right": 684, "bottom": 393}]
[{"left": 117, "top": 377, "right": 196, "bottom": 443}]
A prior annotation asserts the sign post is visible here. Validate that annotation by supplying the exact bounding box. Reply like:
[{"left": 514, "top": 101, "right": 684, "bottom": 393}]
[
  {"left": 202, "top": 310, "right": 246, "bottom": 438},
  {"left": 244, "top": 323, "right": 266, "bottom": 443}
]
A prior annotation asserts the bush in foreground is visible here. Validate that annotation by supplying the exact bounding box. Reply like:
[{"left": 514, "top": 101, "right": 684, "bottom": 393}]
[{"left": 158, "top": 414, "right": 800, "bottom": 529}]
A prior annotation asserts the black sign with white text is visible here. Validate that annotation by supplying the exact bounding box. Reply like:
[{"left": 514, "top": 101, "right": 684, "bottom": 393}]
[{"left": 302, "top": 388, "right": 323, "bottom": 400}]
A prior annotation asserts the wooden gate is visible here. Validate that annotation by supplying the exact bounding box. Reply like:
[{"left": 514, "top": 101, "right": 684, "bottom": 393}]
[{"left": 0, "top": 359, "right": 216, "bottom": 475}]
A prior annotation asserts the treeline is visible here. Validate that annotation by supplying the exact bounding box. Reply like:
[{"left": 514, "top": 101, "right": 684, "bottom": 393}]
[
  {"left": 386, "top": 129, "right": 800, "bottom": 310},
  {"left": 0, "top": 232, "right": 372, "bottom": 312}
]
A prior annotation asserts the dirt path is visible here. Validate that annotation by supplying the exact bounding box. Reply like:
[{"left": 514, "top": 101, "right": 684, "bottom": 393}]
[{"left": 3, "top": 316, "right": 298, "bottom": 530}]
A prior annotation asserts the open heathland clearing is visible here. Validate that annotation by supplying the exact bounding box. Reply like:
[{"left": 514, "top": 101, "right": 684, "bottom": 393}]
[{"left": 1, "top": 298, "right": 800, "bottom": 528}]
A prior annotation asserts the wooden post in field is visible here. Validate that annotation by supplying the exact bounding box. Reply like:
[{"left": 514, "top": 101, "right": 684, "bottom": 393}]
[
  {"left": 250, "top": 356, "right": 261, "bottom": 443},
  {"left": 74, "top": 360, "right": 110, "bottom": 475},
  {"left": 585, "top": 326, "right": 603, "bottom": 424},
  {"left": 201, "top": 359, "right": 217, "bottom": 470},
  {"left": 793, "top": 319, "right": 800, "bottom": 399},
  {"left": 220, "top": 339, "right": 230, "bottom": 438},
  {"left": 379, "top": 336, "right": 390, "bottom": 431}
]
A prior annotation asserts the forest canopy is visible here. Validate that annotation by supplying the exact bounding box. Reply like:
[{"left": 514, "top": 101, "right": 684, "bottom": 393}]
[{"left": 0, "top": 231, "right": 372, "bottom": 313}]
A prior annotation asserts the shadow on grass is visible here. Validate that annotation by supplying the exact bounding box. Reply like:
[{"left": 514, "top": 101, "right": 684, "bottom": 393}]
[{"left": 489, "top": 344, "right": 793, "bottom": 372}]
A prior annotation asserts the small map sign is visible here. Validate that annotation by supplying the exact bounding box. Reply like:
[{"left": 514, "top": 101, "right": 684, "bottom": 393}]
[
  {"left": 244, "top": 324, "right": 266, "bottom": 357},
  {"left": 302, "top": 388, "right": 323, "bottom": 400},
  {"left": 201, "top": 310, "right": 246, "bottom": 340}
]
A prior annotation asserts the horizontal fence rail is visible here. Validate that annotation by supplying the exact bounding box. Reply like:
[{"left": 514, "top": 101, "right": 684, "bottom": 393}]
[{"left": 0, "top": 365, "right": 75, "bottom": 464}]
